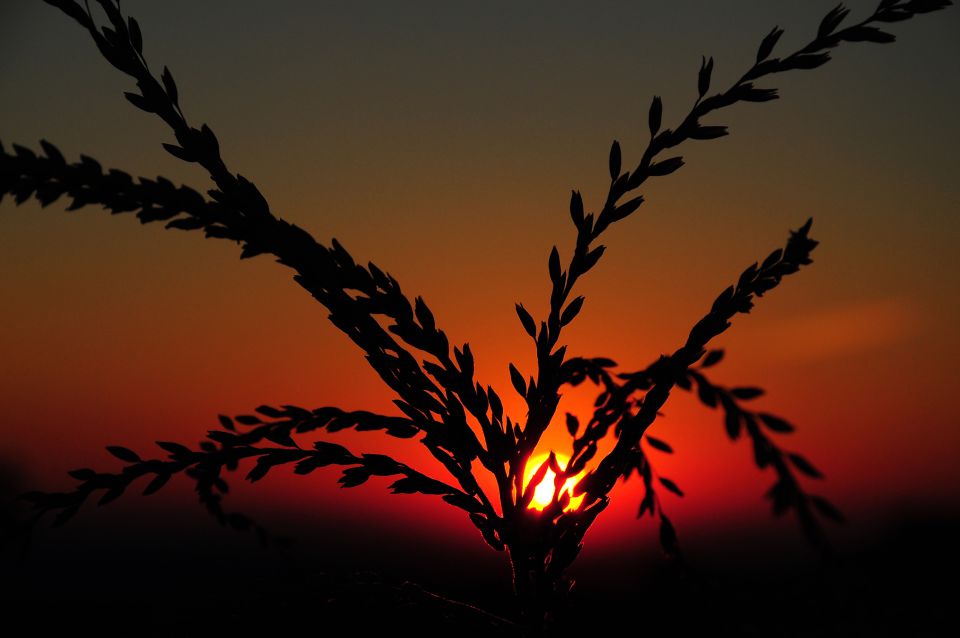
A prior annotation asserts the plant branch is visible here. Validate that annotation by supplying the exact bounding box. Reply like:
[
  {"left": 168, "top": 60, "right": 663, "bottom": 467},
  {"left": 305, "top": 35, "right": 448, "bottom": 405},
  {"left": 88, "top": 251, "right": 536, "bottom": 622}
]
[
  {"left": 580, "top": 219, "right": 818, "bottom": 499},
  {"left": 27, "top": 0, "right": 518, "bottom": 528},
  {"left": 506, "top": 0, "right": 949, "bottom": 512},
  {"left": 19, "top": 403, "right": 506, "bottom": 549},
  {"left": 680, "top": 363, "right": 844, "bottom": 548}
]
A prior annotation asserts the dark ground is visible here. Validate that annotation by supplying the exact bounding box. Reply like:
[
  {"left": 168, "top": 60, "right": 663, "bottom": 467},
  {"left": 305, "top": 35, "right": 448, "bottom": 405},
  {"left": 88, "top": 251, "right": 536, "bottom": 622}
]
[{"left": 1, "top": 464, "right": 957, "bottom": 637}]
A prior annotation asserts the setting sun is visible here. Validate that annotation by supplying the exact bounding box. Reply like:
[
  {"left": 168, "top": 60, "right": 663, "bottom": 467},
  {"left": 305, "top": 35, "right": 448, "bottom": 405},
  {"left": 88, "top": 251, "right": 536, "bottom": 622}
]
[{"left": 523, "top": 453, "right": 586, "bottom": 512}]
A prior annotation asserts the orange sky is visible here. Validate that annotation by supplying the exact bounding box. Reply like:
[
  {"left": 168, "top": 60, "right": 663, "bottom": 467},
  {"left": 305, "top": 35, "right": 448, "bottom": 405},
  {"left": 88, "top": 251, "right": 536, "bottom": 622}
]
[{"left": 1, "top": 0, "right": 958, "bottom": 560}]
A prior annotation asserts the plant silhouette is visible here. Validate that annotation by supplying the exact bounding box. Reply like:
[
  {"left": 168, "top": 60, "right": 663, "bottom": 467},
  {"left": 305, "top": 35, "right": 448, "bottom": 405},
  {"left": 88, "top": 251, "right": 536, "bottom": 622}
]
[{"left": 1, "top": 0, "right": 952, "bottom": 632}]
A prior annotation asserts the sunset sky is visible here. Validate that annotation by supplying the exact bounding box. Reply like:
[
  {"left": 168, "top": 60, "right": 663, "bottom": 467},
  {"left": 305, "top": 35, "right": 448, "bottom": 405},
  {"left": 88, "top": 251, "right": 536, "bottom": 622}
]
[{"left": 1, "top": 0, "right": 958, "bottom": 569}]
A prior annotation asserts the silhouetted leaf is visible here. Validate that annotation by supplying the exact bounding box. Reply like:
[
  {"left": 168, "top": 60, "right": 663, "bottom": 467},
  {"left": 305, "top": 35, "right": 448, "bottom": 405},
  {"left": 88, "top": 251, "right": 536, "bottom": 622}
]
[
  {"left": 908, "top": 0, "right": 952, "bottom": 14},
  {"left": 106, "top": 446, "right": 140, "bottom": 463},
  {"left": 246, "top": 459, "right": 272, "bottom": 483},
  {"left": 161, "top": 66, "right": 178, "bottom": 104},
  {"left": 759, "top": 413, "right": 795, "bottom": 433},
  {"left": 161, "top": 143, "right": 195, "bottom": 162},
  {"left": 548, "top": 246, "right": 561, "bottom": 282},
  {"left": 876, "top": 7, "right": 913, "bottom": 22},
  {"left": 659, "top": 477, "right": 684, "bottom": 497},
  {"left": 819, "top": 4, "right": 850, "bottom": 39},
  {"left": 143, "top": 473, "right": 170, "bottom": 495},
  {"left": 609, "top": 140, "right": 621, "bottom": 179},
  {"left": 522, "top": 455, "right": 554, "bottom": 507},
  {"left": 199, "top": 124, "right": 220, "bottom": 155},
  {"left": 67, "top": 468, "right": 96, "bottom": 481},
  {"left": 637, "top": 490, "right": 655, "bottom": 517},
  {"left": 724, "top": 409, "right": 742, "bottom": 440},
  {"left": 203, "top": 430, "right": 234, "bottom": 446},
  {"left": 648, "top": 95, "right": 663, "bottom": 136},
  {"left": 39, "top": 139, "right": 65, "bottom": 165},
  {"left": 166, "top": 217, "right": 206, "bottom": 231},
  {"left": 569, "top": 189, "right": 585, "bottom": 227},
  {"left": 515, "top": 303, "right": 536, "bottom": 338},
  {"left": 469, "top": 513, "right": 504, "bottom": 551},
  {"left": 94, "top": 0, "right": 123, "bottom": 25},
  {"left": 659, "top": 514, "right": 681, "bottom": 557},
  {"left": 788, "top": 453, "right": 824, "bottom": 478},
  {"left": 566, "top": 413, "right": 579, "bottom": 437},
  {"left": 389, "top": 476, "right": 449, "bottom": 495},
  {"left": 701, "top": 349, "right": 724, "bottom": 367},
  {"left": 811, "top": 496, "right": 845, "bottom": 523},
  {"left": 11, "top": 143, "right": 36, "bottom": 161},
  {"left": 842, "top": 25, "right": 896, "bottom": 42},
  {"left": 648, "top": 156, "right": 684, "bottom": 176},
  {"left": 98, "top": 486, "right": 125, "bottom": 506},
  {"left": 44, "top": 0, "right": 92, "bottom": 28},
  {"left": 127, "top": 16, "right": 142, "bottom": 53},
  {"left": 488, "top": 387, "right": 504, "bottom": 422},
  {"left": 753, "top": 437, "right": 771, "bottom": 469},
  {"left": 263, "top": 428, "right": 296, "bottom": 447},
  {"left": 156, "top": 441, "right": 191, "bottom": 457},
  {"left": 560, "top": 296, "right": 585, "bottom": 326},
  {"left": 762, "top": 248, "right": 783, "bottom": 270},
  {"left": 737, "top": 85, "right": 779, "bottom": 102},
  {"left": 313, "top": 440, "right": 352, "bottom": 459},
  {"left": 255, "top": 405, "right": 285, "bottom": 418},
  {"left": 613, "top": 196, "right": 643, "bottom": 222},
  {"left": 690, "top": 125, "right": 728, "bottom": 140},
  {"left": 730, "top": 387, "right": 764, "bottom": 400},
  {"left": 442, "top": 492, "right": 483, "bottom": 513},
  {"left": 582, "top": 245, "right": 605, "bottom": 272},
  {"left": 414, "top": 296, "right": 435, "bottom": 332},
  {"left": 697, "top": 380, "right": 717, "bottom": 407},
  {"left": 757, "top": 26, "right": 784, "bottom": 62},
  {"left": 698, "top": 56, "right": 714, "bottom": 97},
  {"left": 338, "top": 467, "right": 370, "bottom": 487},
  {"left": 645, "top": 436, "right": 673, "bottom": 453},
  {"left": 509, "top": 363, "right": 526, "bottom": 397},
  {"left": 786, "top": 52, "right": 831, "bottom": 70},
  {"left": 123, "top": 91, "right": 152, "bottom": 112}
]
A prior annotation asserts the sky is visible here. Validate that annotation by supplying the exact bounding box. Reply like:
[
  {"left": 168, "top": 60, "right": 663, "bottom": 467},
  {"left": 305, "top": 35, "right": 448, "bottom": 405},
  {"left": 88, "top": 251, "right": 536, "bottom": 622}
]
[{"left": 1, "top": 0, "right": 958, "bottom": 569}]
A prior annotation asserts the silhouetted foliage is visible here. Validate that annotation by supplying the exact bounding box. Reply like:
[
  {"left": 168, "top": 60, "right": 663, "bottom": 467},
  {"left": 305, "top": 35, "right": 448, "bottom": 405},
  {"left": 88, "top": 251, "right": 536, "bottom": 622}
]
[{"left": 1, "top": 0, "right": 952, "bottom": 632}]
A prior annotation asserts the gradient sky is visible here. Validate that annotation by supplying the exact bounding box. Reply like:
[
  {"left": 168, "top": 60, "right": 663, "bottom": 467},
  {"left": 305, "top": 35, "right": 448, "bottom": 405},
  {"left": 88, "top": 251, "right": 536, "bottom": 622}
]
[{"left": 1, "top": 1, "right": 958, "bottom": 561}]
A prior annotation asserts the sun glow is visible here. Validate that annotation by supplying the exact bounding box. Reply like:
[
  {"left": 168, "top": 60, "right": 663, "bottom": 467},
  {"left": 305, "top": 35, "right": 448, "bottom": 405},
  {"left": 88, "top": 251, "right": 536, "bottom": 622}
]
[{"left": 523, "top": 453, "right": 586, "bottom": 512}]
